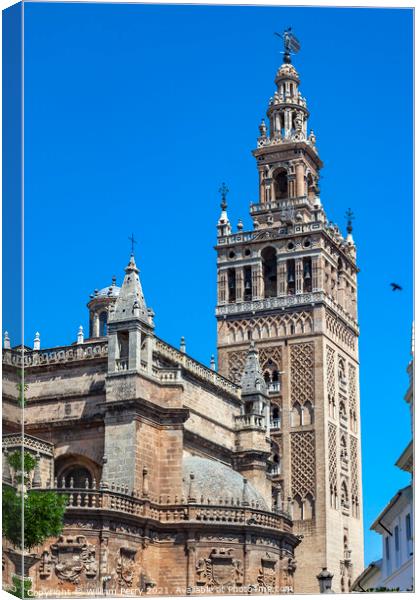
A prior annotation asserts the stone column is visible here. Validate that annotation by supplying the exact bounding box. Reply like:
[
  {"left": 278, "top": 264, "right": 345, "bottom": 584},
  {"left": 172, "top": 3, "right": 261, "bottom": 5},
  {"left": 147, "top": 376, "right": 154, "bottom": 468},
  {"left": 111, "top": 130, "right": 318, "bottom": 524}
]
[
  {"left": 256, "top": 262, "right": 264, "bottom": 299},
  {"left": 236, "top": 268, "right": 244, "bottom": 302},
  {"left": 186, "top": 537, "right": 197, "bottom": 593},
  {"left": 277, "top": 260, "right": 287, "bottom": 296},
  {"left": 219, "top": 270, "right": 227, "bottom": 304},
  {"left": 259, "top": 170, "right": 264, "bottom": 204},
  {"left": 337, "top": 275, "right": 346, "bottom": 310},
  {"left": 107, "top": 333, "right": 117, "bottom": 373},
  {"left": 129, "top": 328, "right": 142, "bottom": 371},
  {"left": 311, "top": 256, "right": 320, "bottom": 291},
  {"left": 295, "top": 258, "right": 303, "bottom": 294},
  {"left": 296, "top": 162, "right": 305, "bottom": 197},
  {"left": 93, "top": 313, "right": 100, "bottom": 338},
  {"left": 284, "top": 109, "right": 292, "bottom": 139}
]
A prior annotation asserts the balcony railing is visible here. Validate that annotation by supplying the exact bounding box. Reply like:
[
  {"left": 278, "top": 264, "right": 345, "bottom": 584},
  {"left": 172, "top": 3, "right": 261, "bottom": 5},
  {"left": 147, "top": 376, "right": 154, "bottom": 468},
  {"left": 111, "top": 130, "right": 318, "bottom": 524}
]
[
  {"left": 115, "top": 358, "right": 128, "bottom": 372},
  {"left": 31, "top": 485, "right": 292, "bottom": 529},
  {"left": 268, "top": 382, "right": 281, "bottom": 394},
  {"left": 235, "top": 413, "right": 265, "bottom": 430},
  {"left": 270, "top": 419, "right": 281, "bottom": 430}
]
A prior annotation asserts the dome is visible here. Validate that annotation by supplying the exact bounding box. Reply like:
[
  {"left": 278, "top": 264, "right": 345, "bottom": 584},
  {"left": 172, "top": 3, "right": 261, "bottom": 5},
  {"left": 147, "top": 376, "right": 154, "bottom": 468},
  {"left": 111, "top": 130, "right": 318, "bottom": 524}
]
[
  {"left": 88, "top": 284, "right": 121, "bottom": 305},
  {"left": 275, "top": 62, "right": 300, "bottom": 82},
  {"left": 182, "top": 455, "right": 268, "bottom": 510},
  {"left": 96, "top": 285, "right": 120, "bottom": 299}
]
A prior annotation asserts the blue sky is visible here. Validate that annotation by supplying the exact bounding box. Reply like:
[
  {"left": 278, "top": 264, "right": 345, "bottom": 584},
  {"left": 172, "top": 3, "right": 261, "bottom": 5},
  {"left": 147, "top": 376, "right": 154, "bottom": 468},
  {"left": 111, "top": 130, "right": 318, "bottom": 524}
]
[{"left": 18, "top": 3, "right": 414, "bottom": 567}]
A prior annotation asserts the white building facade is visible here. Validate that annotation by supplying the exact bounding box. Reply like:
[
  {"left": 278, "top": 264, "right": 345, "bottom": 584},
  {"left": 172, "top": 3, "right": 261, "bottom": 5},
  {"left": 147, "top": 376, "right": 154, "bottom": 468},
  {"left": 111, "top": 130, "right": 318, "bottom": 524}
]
[{"left": 352, "top": 330, "right": 414, "bottom": 592}]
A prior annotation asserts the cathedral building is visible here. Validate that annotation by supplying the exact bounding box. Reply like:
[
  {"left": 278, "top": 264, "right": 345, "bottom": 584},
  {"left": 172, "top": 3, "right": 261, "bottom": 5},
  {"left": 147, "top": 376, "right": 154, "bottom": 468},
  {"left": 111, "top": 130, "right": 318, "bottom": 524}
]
[{"left": 2, "top": 36, "right": 363, "bottom": 596}]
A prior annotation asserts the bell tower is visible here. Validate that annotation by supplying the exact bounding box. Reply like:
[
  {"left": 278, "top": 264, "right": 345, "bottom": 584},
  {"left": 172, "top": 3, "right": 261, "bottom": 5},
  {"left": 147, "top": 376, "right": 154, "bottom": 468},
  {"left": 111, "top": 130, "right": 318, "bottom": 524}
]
[{"left": 215, "top": 30, "right": 363, "bottom": 593}]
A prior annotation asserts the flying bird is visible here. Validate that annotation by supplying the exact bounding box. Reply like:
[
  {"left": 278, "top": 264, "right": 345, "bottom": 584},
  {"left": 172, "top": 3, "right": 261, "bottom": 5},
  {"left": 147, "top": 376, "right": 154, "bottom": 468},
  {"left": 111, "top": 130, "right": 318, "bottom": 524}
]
[{"left": 390, "top": 283, "right": 403, "bottom": 292}]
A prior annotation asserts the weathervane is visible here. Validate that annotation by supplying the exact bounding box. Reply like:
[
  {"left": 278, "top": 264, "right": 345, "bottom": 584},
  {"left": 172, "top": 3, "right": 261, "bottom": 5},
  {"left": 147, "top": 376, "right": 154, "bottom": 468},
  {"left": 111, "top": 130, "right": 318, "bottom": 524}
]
[
  {"left": 128, "top": 232, "right": 137, "bottom": 256},
  {"left": 219, "top": 182, "right": 229, "bottom": 210},
  {"left": 274, "top": 27, "right": 301, "bottom": 64},
  {"left": 345, "top": 209, "right": 355, "bottom": 234}
]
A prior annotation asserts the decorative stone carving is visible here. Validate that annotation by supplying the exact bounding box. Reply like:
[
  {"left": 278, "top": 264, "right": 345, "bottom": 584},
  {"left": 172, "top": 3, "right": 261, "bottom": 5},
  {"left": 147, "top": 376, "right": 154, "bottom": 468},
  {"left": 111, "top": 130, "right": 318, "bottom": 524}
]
[
  {"left": 50, "top": 535, "right": 97, "bottom": 583},
  {"left": 196, "top": 548, "right": 243, "bottom": 587},
  {"left": 39, "top": 550, "right": 53, "bottom": 579},
  {"left": 116, "top": 547, "right": 136, "bottom": 587},
  {"left": 257, "top": 552, "right": 277, "bottom": 590},
  {"left": 280, "top": 552, "right": 297, "bottom": 590}
]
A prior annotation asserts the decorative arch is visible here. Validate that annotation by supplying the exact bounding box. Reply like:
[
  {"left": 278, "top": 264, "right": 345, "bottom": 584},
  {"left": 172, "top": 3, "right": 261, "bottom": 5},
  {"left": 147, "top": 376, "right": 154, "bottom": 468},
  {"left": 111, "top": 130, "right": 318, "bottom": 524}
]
[
  {"left": 291, "top": 402, "right": 302, "bottom": 427},
  {"left": 261, "top": 246, "right": 277, "bottom": 298},
  {"left": 55, "top": 454, "right": 101, "bottom": 489},
  {"left": 99, "top": 311, "right": 108, "bottom": 337},
  {"left": 273, "top": 168, "right": 288, "bottom": 200},
  {"left": 302, "top": 401, "right": 314, "bottom": 426}
]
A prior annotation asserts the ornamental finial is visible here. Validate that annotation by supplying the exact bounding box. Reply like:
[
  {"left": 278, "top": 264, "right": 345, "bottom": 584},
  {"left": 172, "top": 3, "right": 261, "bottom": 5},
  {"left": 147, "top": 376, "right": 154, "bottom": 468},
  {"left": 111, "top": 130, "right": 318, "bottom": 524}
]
[
  {"left": 128, "top": 232, "right": 137, "bottom": 257},
  {"left": 345, "top": 208, "right": 355, "bottom": 234},
  {"left": 274, "top": 27, "right": 301, "bottom": 64},
  {"left": 218, "top": 182, "right": 229, "bottom": 211}
]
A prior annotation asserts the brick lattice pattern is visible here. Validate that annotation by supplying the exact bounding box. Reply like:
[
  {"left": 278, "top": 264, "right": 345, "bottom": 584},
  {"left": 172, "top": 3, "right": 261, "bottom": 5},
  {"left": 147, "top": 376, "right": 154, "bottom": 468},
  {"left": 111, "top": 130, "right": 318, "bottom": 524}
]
[
  {"left": 290, "top": 342, "right": 315, "bottom": 407},
  {"left": 291, "top": 431, "right": 316, "bottom": 498}
]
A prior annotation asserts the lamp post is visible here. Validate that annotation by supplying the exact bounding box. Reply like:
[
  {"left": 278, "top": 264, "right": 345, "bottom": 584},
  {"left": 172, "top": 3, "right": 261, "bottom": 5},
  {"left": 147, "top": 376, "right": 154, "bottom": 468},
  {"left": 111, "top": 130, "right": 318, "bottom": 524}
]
[{"left": 317, "top": 567, "right": 334, "bottom": 593}]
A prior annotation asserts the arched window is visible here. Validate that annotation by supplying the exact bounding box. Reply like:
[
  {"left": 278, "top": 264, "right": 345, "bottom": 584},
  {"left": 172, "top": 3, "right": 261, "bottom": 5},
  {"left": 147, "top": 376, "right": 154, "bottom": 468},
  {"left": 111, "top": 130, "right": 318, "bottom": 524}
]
[
  {"left": 292, "top": 494, "right": 304, "bottom": 520},
  {"left": 271, "top": 453, "right": 281, "bottom": 475},
  {"left": 303, "top": 257, "right": 312, "bottom": 292},
  {"left": 291, "top": 402, "right": 302, "bottom": 427},
  {"left": 338, "top": 359, "right": 347, "bottom": 387},
  {"left": 99, "top": 312, "right": 108, "bottom": 337},
  {"left": 261, "top": 247, "right": 277, "bottom": 298},
  {"left": 302, "top": 401, "right": 314, "bottom": 426},
  {"left": 274, "top": 169, "right": 288, "bottom": 200},
  {"left": 305, "top": 494, "right": 315, "bottom": 519},
  {"left": 64, "top": 466, "right": 92, "bottom": 489},
  {"left": 341, "top": 481, "right": 349, "bottom": 508},
  {"left": 228, "top": 268, "right": 236, "bottom": 303},
  {"left": 287, "top": 259, "right": 296, "bottom": 295},
  {"left": 243, "top": 266, "right": 252, "bottom": 301},
  {"left": 264, "top": 371, "right": 271, "bottom": 384},
  {"left": 307, "top": 173, "right": 317, "bottom": 199}
]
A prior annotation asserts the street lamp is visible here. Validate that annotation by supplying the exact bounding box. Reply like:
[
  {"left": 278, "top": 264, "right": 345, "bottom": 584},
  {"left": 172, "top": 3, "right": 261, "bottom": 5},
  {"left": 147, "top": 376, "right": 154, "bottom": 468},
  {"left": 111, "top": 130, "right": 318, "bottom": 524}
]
[{"left": 317, "top": 567, "right": 334, "bottom": 593}]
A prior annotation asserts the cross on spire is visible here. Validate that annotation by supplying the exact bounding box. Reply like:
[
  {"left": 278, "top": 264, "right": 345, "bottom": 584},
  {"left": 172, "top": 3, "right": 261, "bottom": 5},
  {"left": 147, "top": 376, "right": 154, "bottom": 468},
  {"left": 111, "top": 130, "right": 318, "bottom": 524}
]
[
  {"left": 219, "top": 182, "right": 229, "bottom": 210},
  {"left": 128, "top": 233, "right": 137, "bottom": 256},
  {"left": 345, "top": 209, "right": 355, "bottom": 234}
]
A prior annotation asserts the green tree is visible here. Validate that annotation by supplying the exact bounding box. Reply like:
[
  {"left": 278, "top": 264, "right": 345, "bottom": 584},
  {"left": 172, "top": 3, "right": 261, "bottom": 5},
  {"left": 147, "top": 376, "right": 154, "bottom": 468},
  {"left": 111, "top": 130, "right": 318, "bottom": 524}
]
[{"left": 3, "top": 452, "right": 67, "bottom": 598}]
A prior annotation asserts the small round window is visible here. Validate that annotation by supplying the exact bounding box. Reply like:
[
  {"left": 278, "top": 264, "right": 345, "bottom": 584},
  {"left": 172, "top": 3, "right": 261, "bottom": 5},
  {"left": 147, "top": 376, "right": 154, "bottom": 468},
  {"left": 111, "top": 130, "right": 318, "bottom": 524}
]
[
  {"left": 303, "top": 238, "right": 311, "bottom": 248},
  {"left": 287, "top": 242, "right": 295, "bottom": 251},
  {"left": 229, "top": 251, "right": 236, "bottom": 259},
  {"left": 244, "top": 248, "right": 251, "bottom": 257}
]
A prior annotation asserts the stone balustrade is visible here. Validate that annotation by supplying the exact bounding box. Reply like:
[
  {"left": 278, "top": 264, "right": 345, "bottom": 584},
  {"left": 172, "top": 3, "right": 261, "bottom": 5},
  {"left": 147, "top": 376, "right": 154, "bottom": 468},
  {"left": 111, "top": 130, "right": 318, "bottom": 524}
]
[
  {"left": 2, "top": 340, "right": 108, "bottom": 368},
  {"left": 216, "top": 289, "right": 359, "bottom": 332},
  {"left": 250, "top": 196, "right": 311, "bottom": 214},
  {"left": 235, "top": 413, "right": 265, "bottom": 430},
  {"left": 35, "top": 486, "right": 292, "bottom": 530},
  {"left": 155, "top": 338, "right": 241, "bottom": 399}
]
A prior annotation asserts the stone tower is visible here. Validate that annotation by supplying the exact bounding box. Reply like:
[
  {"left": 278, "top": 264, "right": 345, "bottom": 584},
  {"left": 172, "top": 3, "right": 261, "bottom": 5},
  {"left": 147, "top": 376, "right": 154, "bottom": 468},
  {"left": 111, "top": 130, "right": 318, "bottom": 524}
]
[{"left": 215, "top": 40, "right": 363, "bottom": 593}]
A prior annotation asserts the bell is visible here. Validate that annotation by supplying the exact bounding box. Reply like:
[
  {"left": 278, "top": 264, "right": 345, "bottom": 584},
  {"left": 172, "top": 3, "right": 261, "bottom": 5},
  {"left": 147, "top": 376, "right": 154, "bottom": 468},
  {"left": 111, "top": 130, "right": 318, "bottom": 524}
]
[
  {"left": 304, "top": 270, "right": 311, "bottom": 280},
  {"left": 245, "top": 281, "right": 251, "bottom": 290},
  {"left": 229, "top": 281, "right": 235, "bottom": 289},
  {"left": 288, "top": 273, "right": 295, "bottom": 284}
]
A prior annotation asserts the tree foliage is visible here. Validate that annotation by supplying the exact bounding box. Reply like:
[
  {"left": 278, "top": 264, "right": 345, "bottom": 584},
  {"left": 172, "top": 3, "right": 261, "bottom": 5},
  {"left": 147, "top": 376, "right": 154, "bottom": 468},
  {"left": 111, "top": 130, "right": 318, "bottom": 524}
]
[
  {"left": 7, "top": 575, "right": 33, "bottom": 599},
  {"left": 2, "top": 487, "right": 67, "bottom": 550},
  {"left": 7, "top": 450, "right": 37, "bottom": 475}
]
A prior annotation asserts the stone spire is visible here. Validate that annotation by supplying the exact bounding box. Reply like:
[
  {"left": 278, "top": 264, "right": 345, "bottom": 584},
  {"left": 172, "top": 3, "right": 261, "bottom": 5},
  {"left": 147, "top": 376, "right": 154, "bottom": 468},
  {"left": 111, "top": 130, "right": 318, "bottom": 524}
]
[
  {"left": 216, "top": 182, "right": 231, "bottom": 237},
  {"left": 109, "top": 254, "right": 152, "bottom": 327},
  {"left": 241, "top": 342, "right": 267, "bottom": 396},
  {"left": 3, "top": 331, "right": 11, "bottom": 349},
  {"left": 33, "top": 332, "right": 40, "bottom": 351}
]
